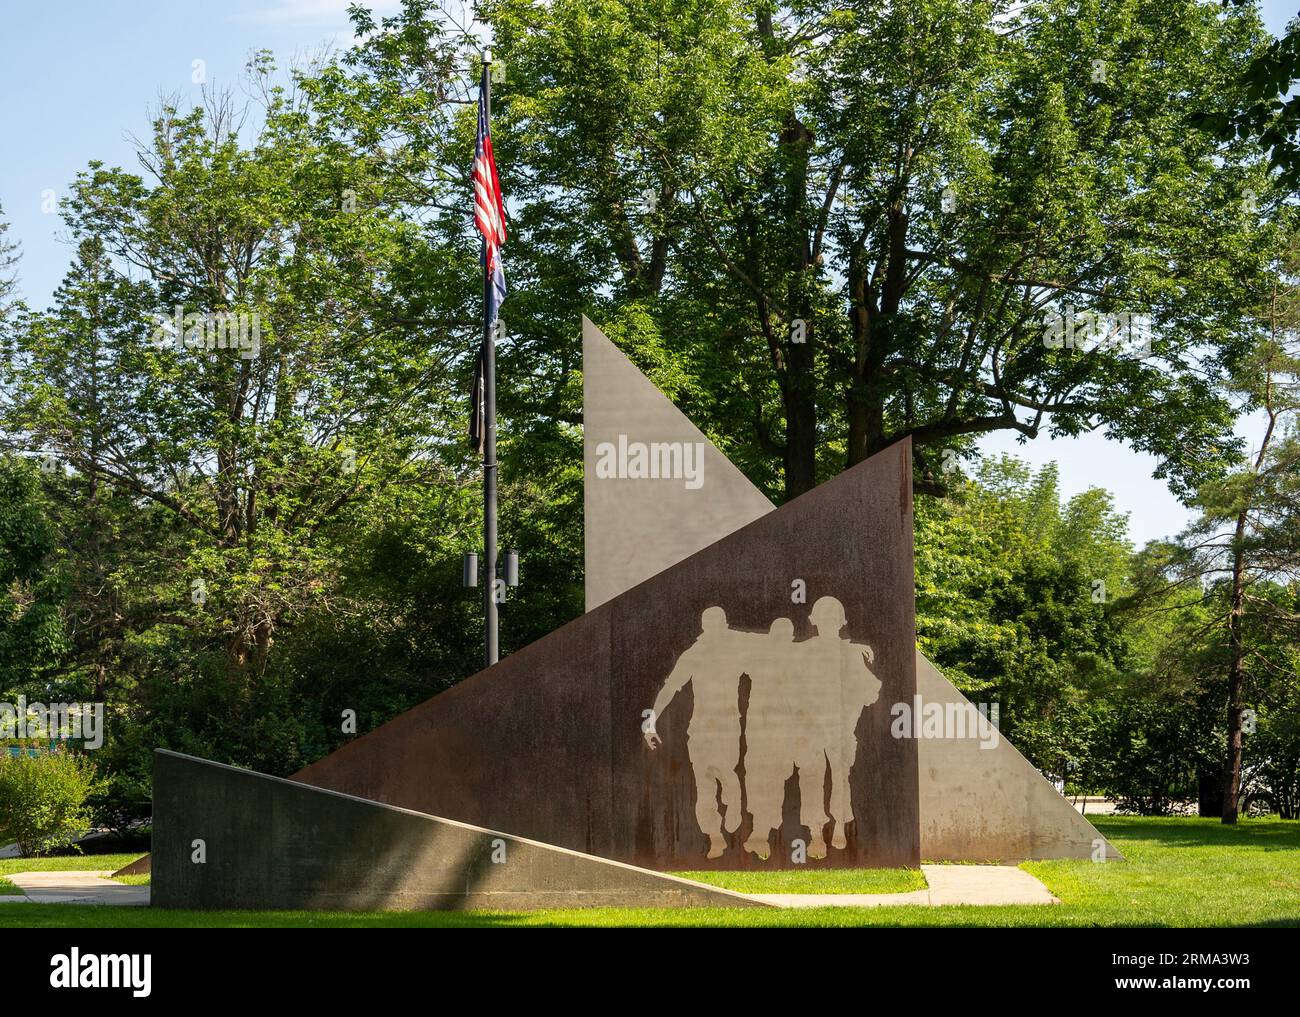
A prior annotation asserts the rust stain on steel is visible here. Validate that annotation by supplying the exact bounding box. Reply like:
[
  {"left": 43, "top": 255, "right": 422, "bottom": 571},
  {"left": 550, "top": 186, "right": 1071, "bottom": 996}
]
[{"left": 294, "top": 439, "right": 920, "bottom": 869}]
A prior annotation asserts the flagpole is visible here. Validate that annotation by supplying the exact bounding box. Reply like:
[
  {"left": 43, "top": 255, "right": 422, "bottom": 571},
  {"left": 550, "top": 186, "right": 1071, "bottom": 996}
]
[{"left": 482, "top": 50, "right": 499, "bottom": 668}]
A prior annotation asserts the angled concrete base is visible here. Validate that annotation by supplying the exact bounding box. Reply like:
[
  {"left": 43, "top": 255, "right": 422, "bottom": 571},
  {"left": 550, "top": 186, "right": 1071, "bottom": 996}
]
[
  {"left": 152, "top": 751, "right": 766, "bottom": 911},
  {"left": 112, "top": 854, "right": 151, "bottom": 877}
]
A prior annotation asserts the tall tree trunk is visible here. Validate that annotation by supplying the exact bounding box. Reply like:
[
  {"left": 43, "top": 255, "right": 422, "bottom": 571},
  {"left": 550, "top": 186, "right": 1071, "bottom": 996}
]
[
  {"left": 755, "top": 11, "right": 818, "bottom": 500},
  {"left": 847, "top": 200, "right": 908, "bottom": 467},
  {"left": 779, "top": 112, "right": 817, "bottom": 499},
  {"left": 845, "top": 246, "right": 879, "bottom": 465},
  {"left": 782, "top": 342, "right": 817, "bottom": 499},
  {"left": 1221, "top": 311, "right": 1280, "bottom": 824},
  {"left": 1221, "top": 512, "right": 1248, "bottom": 825},
  {"left": 845, "top": 378, "right": 885, "bottom": 466}
]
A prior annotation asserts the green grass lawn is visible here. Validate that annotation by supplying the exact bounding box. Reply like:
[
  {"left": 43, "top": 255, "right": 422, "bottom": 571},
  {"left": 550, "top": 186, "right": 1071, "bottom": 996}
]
[
  {"left": 0, "top": 843, "right": 15, "bottom": 893},
  {"left": 672, "top": 865, "right": 924, "bottom": 894},
  {"left": 0, "top": 852, "right": 144, "bottom": 876},
  {"left": 0, "top": 818, "right": 1296, "bottom": 927}
]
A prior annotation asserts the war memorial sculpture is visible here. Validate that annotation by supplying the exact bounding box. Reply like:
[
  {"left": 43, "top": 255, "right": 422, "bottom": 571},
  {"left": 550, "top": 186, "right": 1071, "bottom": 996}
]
[{"left": 151, "top": 318, "right": 1115, "bottom": 911}]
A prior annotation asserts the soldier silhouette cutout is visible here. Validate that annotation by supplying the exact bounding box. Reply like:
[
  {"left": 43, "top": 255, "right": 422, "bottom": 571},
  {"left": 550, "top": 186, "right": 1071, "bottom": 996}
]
[
  {"left": 741, "top": 617, "right": 799, "bottom": 858},
  {"left": 645, "top": 596, "right": 881, "bottom": 861},
  {"left": 643, "top": 606, "right": 761, "bottom": 858}
]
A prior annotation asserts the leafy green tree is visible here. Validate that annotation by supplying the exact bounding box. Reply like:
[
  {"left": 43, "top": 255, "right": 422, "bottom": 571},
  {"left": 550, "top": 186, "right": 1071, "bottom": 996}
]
[
  {"left": 1157, "top": 243, "right": 1300, "bottom": 822},
  {"left": 1195, "top": 3, "right": 1300, "bottom": 187},
  {"left": 468, "top": 0, "right": 1273, "bottom": 501},
  {"left": 2, "top": 68, "right": 468, "bottom": 677},
  {"left": 0, "top": 58, "right": 578, "bottom": 811},
  {"left": 4, "top": 239, "right": 161, "bottom": 703},
  {"left": 1093, "top": 693, "right": 1218, "bottom": 815},
  {"left": 1248, "top": 663, "right": 1300, "bottom": 817},
  {"left": 0, "top": 456, "right": 69, "bottom": 692},
  {"left": 1094, "top": 566, "right": 1227, "bottom": 815},
  {"left": 915, "top": 456, "right": 1134, "bottom": 777},
  {"left": 0, "top": 204, "right": 18, "bottom": 318}
]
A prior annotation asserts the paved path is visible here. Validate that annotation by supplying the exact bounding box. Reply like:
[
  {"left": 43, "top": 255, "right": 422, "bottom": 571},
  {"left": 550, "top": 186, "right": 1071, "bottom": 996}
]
[
  {"left": 748, "top": 865, "right": 1058, "bottom": 908},
  {"left": 1, "top": 871, "right": 150, "bottom": 906}
]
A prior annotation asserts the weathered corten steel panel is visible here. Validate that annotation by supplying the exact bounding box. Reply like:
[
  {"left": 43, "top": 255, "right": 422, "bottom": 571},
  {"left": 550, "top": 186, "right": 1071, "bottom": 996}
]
[
  {"left": 297, "top": 601, "right": 618, "bottom": 858},
  {"left": 295, "top": 441, "right": 920, "bottom": 869},
  {"left": 607, "top": 440, "right": 919, "bottom": 868}
]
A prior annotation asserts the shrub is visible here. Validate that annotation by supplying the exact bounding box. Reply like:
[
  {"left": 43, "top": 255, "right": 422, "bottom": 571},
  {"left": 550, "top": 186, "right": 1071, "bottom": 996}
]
[{"left": 0, "top": 749, "right": 102, "bottom": 856}]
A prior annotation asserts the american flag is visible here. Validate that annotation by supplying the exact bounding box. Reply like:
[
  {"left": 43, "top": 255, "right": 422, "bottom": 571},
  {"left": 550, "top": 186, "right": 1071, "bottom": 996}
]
[
  {"left": 470, "top": 65, "right": 507, "bottom": 455},
  {"left": 474, "top": 68, "right": 507, "bottom": 322}
]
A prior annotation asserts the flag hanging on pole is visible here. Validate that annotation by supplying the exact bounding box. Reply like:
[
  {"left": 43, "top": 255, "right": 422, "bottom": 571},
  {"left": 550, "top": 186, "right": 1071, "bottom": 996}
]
[
  {"left": 469, "top": 65, "right": 507, "bottom": 455},
  {"left": 473, "top": 67, "right": 508, "bottom": 326}
]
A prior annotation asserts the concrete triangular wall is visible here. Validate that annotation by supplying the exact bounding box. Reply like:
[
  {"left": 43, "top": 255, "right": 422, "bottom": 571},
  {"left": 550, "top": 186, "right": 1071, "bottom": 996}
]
[
  {"left": 582, "top": 316, "right": 773, "bottom": 609},
  {"left": 580, "top": 318, "right": 1119, "bottom": 862},
  {"left": 154, "top": 751, "right": 765, "bottom": 910},
  {"left": 915, "top": 655, "right": 1120, "bottom": 860}
]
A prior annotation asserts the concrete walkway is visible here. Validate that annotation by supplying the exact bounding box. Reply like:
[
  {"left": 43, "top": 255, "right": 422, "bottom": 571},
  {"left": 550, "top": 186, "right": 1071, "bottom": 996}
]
[
  {"left": 1, "top": 870, "right": 150, "bottom": 906},
  {"left": 748, "top": 865, "right": 1059, "bottom": 908}
]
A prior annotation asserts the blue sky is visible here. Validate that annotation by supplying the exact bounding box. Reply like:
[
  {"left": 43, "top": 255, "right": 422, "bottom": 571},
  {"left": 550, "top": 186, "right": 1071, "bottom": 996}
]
[
  {"left": 1, "top": 0, "right": 1295, "bottom": 547},
  {"left": 2, "top": 0, "right": 407, "bottom": 312}
]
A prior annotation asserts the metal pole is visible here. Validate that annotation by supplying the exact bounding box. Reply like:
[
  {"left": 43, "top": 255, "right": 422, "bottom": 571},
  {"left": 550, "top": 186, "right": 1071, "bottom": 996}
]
[{"left": 482, "top": 52, "right": 499, "bottom": 668}]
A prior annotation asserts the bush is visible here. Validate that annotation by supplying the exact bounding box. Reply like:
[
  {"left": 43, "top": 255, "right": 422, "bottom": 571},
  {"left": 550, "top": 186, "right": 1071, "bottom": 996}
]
[{"left": 0, "top": 749, "right": 102, "bottom": 856}]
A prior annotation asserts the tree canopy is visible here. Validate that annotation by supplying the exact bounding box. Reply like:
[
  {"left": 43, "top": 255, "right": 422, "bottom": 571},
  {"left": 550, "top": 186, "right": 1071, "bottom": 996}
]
[{"left": 0, "top": 0, "right": 1294, "bottom": 827}]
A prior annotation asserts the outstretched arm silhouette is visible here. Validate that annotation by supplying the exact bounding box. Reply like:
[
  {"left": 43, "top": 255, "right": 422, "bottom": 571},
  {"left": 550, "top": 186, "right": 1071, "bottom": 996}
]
[{"left": 645, "top": 661, "right": 693, "bottom": 749}]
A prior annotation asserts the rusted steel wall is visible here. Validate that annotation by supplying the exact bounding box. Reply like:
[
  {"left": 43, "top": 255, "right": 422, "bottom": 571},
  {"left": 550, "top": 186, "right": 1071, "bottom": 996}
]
[{"left": 294, "top": 441, "right": 919, "bottom": 869}]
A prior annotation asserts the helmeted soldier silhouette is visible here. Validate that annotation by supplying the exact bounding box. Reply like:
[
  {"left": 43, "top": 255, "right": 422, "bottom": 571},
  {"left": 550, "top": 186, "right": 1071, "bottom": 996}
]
[
  {"left": 741, "top": 617, "right": 799, "bottom": 858},
  {"left": 643, "top": 606, "right": 758, "bottom": 858},
  {"left": 798, "top": 596, "right": 880, "bottom": 855}
]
